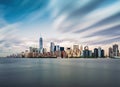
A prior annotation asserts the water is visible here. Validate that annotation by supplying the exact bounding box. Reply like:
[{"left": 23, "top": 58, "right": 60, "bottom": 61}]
[{"left": 0, "top": 58, "right": 120, "bottom": 87}]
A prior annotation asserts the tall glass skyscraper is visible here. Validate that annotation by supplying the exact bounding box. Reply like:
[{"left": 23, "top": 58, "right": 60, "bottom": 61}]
[
  {"left": 39, "top": 37, "right": 43, "bottom": 53},
  {"left": 98, "top": 47, "right": 101, "bottom": 58},
  {"left": 50, "top": 42, "right": 55, "bottom": 53},
  {"left": 113, "top": 44, "right": 119, "bottom": 56}
]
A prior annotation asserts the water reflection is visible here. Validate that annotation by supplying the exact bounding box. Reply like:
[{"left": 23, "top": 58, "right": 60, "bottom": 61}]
[{"left": 0, "top": 58, "right": 120, "bottom": 87}]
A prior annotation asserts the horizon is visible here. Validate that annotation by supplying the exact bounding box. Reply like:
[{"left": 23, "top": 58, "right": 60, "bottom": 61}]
[{"left": 0, "top": 0, "right": 120, "bottom": 57}]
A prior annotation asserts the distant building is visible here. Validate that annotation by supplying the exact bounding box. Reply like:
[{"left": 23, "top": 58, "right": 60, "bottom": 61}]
[
  {"left": 60, "top": 47, "right": 64, "bottom": 51},
  {"left": 54, "top": 45, "right": 60, "bottom": 51},
  {"left": 66, "top": 47, "right": 72, "bottom": 58},
  {"left": 89, "top": 50, "right": 92, "bottom": 57},
  {"left": 101, "top": 49, "right": 104, "bottom": 57},
  {"left": 109, "top": 47, "right": 113, "bottom": 57},
  {"left": 94, "top": 48, "right": 98, "bottom": 58},
  {"left": 50, "top": 42, "right": 55, "bottom": 53},
  {"left": 83, "top": 50, "right": 89, "bottom": 58},
  {"left": 39, "top": 37, "right": 43, "bottom": 53},
  {"left": 113, "top": 44, "right": 119, "bottom": 56},
  {"left": 29, "top": 47, "right": 39, "bottom": 53},
  {"left": 29, "top": 47, "right": 33, "bottom": 53},
  {"left": 61, "top": 51, "right": 67, "bottom": 58},
  {"left": 108, "top": 44, "right": 119, "bottom": 57},
  {"left": 80, "top": 45, "right": 83, "bottom": 56},
  {"left": 25, "top": 50, "right": 29, "bottom": 58},
  {"left": 73, "top": 45, "right": 80, "bottom": 57},
  {"left": 43, "top": 48, "right": 47, "bottom": 53},
  {"left": 83, "top": 46, "right": 90, "bottom": 58},
  {"left": 80, "top": 45, "right": 83, "bottom": 51},
  {"left": 73, "top": 45, "right": 79, "bottom": 50},
  {"left": 98, "top": 47, "right": 101, "bottom": 58},
  {"left": 29, "top": 47, "right": 39, "bottom": 58}
]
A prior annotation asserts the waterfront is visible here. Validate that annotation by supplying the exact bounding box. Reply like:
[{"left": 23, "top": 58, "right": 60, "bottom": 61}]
[{"left": 0, "top": 58, "right": 120, "bottom": 87}]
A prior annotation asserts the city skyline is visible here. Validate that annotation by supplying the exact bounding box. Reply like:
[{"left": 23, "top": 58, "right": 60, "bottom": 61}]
[
  {"left": 6, "top": 36, "right": 119, "bottom": 58},
  {"left": 0, "top": 0, "right": 120, "bottom": 56}
]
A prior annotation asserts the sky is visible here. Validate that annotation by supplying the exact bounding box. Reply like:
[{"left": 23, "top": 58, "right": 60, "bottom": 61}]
[{"left": 0, "top": 0, "right": 120, "bottom": 56}]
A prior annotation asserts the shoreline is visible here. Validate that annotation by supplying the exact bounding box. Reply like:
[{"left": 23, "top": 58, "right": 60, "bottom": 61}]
[{"left": 0, "top": 57, "right": 118, "bottom": 59}]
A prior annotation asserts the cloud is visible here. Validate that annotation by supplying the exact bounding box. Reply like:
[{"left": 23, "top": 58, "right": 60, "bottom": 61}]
[
  {"left": 50, "top": 0, "right": 120, "bottom": 46},
  {"left": 0, "top": 22, "right": 24, "bottom": 56},
  {"left": 84, "top": 24, "right": 120, "bottom": 38},
  {"left": 0, "top": 0, "right": 120, "bottom": 56}
]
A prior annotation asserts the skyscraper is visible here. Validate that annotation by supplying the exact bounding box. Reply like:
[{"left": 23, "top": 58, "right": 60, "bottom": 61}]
[
  {"left": 54, "top": 45, "right": 60, "bottom": 51},
  {"left": 109, "top": 47, "right": 113, "bottom": 57},
  {"left": 50, "top": 42, "right": 55, "bottom": 53},
  {"left": 83, "top": 46, "right": 90, "bottom": 58},
  {"left": 101, "top": 49, "right": 104, "bottom": 57},
  {"left": 113, "top": 44, "right": 119, "bottom": 56},
  {"left": 94, "top": 48, "right": 98, "bottom": 58},
  {"left": 80, "top": 45, "right": 83, "bottom": 56},
  {"left": 60, "top": 47, "right": 64, "bottom": 51},
  {"left": 39, "top": 37, "right": 43, "bottom": 53},
  {"left": 98, "top": 47, "right": 101, "bottom": 58},
  {"left": 80, "top": 45, "right": 83, "bottom": 51},
  {"left": 73, "top": 45, "right": 79, "bottom": 50}
]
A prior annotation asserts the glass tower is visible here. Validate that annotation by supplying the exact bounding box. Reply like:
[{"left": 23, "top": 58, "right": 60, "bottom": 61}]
[
  {"left": 39, "top": 37, "right": 43, "bottom": 53},
  {"left": 50, "top": 42, "right": 55, "bottom": 52}
]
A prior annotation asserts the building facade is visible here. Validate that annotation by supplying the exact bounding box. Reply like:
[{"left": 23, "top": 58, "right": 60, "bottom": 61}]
[{"left": 39, "top": 37, "right": 43, "bottom": 53}]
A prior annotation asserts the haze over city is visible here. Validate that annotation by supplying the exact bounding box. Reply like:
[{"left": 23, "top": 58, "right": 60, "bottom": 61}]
[{"left": 0, "top": 0, "right": 120, "bottom": 57}]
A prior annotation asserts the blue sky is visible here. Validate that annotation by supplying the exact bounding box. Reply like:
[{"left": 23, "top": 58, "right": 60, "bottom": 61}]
[{"left": 0, "top": 0, "right": 120, "bottom": 56}]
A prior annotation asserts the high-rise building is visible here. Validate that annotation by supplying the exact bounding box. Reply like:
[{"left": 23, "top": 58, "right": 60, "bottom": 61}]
[
  {"left": 73, "top": 45, "right": 80, "bottom": 57},
  {"left": 73, "top": 45, "right": 79, "bottom": 50},
  {"left": 54, "top": 45, "right": 60, "bottom": 51},
  {"left": 66, "top": 47, "right": 72, "bottom": 58},
  {"left": 39, "top": 37, "right": 43, "bottom": 53},
  {"left": 83, "top": 46, "right": 90, "bottom": 58},
  {"left": 109, "top": 47, "right": 113, "bottom": 57},
  {"left": 60, "top": 47, "right": 64, "bottom": 51},
  {"left": 89, "top": 50, "right": 92, "bottom": 57},
  {"left": 80, "top": 45, "right": 83, "bottom": 51},
  {"left": 50, "top": 42, "right": 55, "bottom": 53},
  {"left": 113, "top": 44, "right": 119, "bottom": 56},
  {"left": 94, "top": 48, "right": 98, "bottom": 58},
  {"left": 61, "top": 51, "right": 67, "bottom": 58},
  {"left": 101, "top": 49, "right": 104, "bottom": 57},
  {"left": 80, "top": 45, "right": 83, "bottom": 56},
  {"left": 83, "top": 50, "right": 89, "bottom": 58},
  {"left": 43, "top": 48, "right": 47, "bottom": 53},
  {"left": 29, "top": 47, "right": 33, "bottom": 53},
  {"left": 98, "top": 47, "right": 101, "bottom": 58}
]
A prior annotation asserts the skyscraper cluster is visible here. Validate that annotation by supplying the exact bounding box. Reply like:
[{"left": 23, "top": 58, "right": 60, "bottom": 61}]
[
  {"left": 93, "top": 47, "right": 104, "bottom": 58},
  {"left": 109, "top": 44, "right": 119, "bottom": 58},
  {"left": 14, "top": 36, "right": 105, "bottom": 58},
  {"left": 7, "top": 36, "right": 120, "bottom": 58}
]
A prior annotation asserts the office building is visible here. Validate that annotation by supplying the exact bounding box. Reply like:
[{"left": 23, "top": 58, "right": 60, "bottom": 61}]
[
  {"left": 98, "top": 47, "right": 101, "bottom": 58},
  {"left": 54, "top": 45, "right": 60, "bottom": 51},
  {"left": 109, "top": 47, "right": 113, "bottom": 57},
  {"left": 83, "top": 46, "right": 90, "bottom": 58},
  {"left": 60, "top": 47, "right": 64, "bottom": 51},
  {"left": 66, "top": 47, "right": 72, "bottom": 58},
  {"left": 50, "top": 42, "right": 55, "bottom": 53},
  {"left": 73, "top": 45, "right": 79, "bottom": 50},
  {"left": 94, "top": 48, "right": 98, "bottom": 58},
  {"left": 113, "top": 44, "right": 119, "bottom": 56},
  {"left": 80, "top": 45, "right": 83, "bottom": 51},
  {"left": 101, "top": 49, "right": 104, "bottom": 57},
  {"left": 39, "top": 37, "right": 43, "bottom": 53},
  {"left": 89, "top": 50, "right": 92, "bottom": 57}
]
